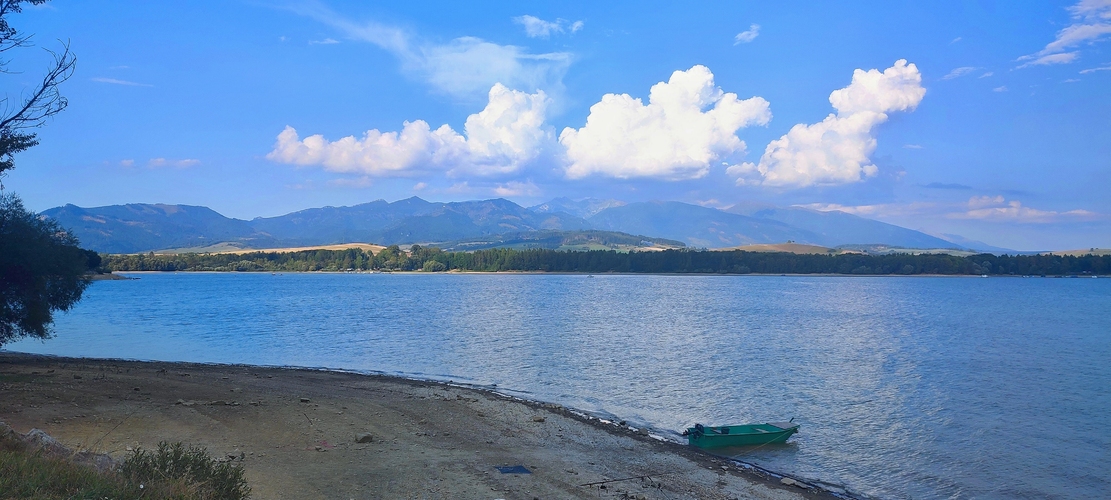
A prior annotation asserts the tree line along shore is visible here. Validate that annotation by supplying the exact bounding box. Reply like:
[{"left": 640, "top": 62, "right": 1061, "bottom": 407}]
[{"left": 99, "top": 246, "right": 1111, "bottom": 276}]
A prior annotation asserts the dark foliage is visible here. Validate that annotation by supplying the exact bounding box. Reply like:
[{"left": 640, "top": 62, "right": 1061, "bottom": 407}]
[
  {"left": 102, "top": 246, "right": 1111, "bottom": 277},
  {"left": 0, "top": 193, "right": 91, "bottom": 345}
]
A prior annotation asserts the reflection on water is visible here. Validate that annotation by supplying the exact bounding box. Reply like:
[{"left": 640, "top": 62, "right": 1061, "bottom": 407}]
[{"left": 8, "top": 273, "right": 1110, "bottom": 499}]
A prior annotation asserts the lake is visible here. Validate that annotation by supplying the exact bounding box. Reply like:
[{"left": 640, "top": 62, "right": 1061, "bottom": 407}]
[{"left": 7, "top": 273, "right": 1109, "bottom": 499}]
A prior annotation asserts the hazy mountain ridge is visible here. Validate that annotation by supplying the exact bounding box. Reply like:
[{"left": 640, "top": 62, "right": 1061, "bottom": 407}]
[
  {"left": 587, "top": 201, "right": 823, "bottom": 248},
  {"left": 529, "top": 197, "right": 627, "bottom": 218},
  {"left": 724, "top": 202, "right": 958, "bottom": 249},
  {"left": 44, "top": 197, "right": 979, "bottom": 254},
  {"left": 41, "top": 203, "right": 275, "bottom": 254}
]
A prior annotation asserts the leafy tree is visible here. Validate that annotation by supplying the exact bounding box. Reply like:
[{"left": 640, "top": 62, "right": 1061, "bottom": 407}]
[
  {"left": 0, "top": 0, "right": 75, "bottom": 180},
  {"left": 0, "top": 193, "right": 91, "bottom": 344},
  {"left": 0, "top": 1, "right": 83, "bottom": 346}
]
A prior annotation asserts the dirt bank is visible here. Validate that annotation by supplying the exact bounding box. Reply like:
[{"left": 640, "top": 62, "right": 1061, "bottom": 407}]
[{"left": 0, "top": 352, "right": 833, "bottom": 499}]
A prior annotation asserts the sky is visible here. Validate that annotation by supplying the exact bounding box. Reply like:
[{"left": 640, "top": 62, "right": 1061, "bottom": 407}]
[{"left": 3, "top": 0, "right": 1109, "bottom": 251}]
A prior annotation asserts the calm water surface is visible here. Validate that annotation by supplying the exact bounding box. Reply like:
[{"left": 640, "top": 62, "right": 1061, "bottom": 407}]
[{"left": 8, "top": 273, "right": 1110, "bottom": 499}]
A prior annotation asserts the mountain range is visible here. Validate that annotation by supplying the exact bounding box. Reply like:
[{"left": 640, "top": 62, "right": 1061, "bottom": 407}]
[{"left": 43, "top": 197, "right": 982, "bottom": 254}]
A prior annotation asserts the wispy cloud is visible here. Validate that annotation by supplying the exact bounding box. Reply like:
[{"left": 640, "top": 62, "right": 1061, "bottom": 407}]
[
  {"left": 148, "top": 158, "right": 200, "bottom": 168},
  {"left": 309, "top": 37, "right": 340, "bottom": 45},
  {"left": 955, "top": 195, "right": 1099, "bottom": 223},
  {"left": 734, "top": 24, "right": 760, "bottom": 45},
  {"left": 288, "top": 4, "right": 573, "bottom": 101},
  {"left": 942, "top": 66, "right": 977, "bottom": 80},
  {"left": 493, "top": 180, "right": 540, "bottom": 197},
  {"left": 950, "top": 36, "right": 963, "bottom": 44},
  {"left": 979, "top": 71, "right": 994, "bottom": 78},
  {"left": 923, "top": 182, "right": 972, "bottom": 190},
  {"left": 91, "top": 77, "right": 153, "bottom": 87},
  {"left": 513, "top": 15, "right": 583, "bottom": 38},
  {"left": 1080, "top": 63, "right": 1111, "bottom": 73},
  {"left": 993, "top": 86, "right": 1008, "bottom": 92},
  {"left": 1018, "top": 0, "right": 1111, "bottom": 68},
  {"left": 904, "top": 144, "right": 924, "bottom": 149},
  {"left": 801, "top": 196, "right": 1101, "bottom": 224},
  {"left": 328, "top": 176, "right": 373, "bottom": 188}
]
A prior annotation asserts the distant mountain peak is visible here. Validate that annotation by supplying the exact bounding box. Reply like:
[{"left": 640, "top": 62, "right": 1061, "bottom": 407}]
[{"left": 530, "top": 197, "right": 627, "bottom": 218}]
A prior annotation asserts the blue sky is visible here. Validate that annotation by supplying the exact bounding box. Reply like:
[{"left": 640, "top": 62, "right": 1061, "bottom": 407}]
[{"left": 4, "top": 0, "right": 1110, "bottom": 250}]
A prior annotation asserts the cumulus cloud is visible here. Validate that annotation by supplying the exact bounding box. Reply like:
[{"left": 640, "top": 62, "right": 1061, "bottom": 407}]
[
  {"left": 292, "top": 4, "right": 572, "bottom": 100},
  {"left": 1018, "top": 0, "right": 1111, "bottom": 68},
  {"left": 267, "top": 84, "right": 551, "bottom": 178},
  {"left": 728, "top": 59, "right": 925, "bottom": 188},
  {"left": 558, "top": 65, "right": 771, "bottom": 180},
  {"left": 514, "top": 15, "right": 583, "bottom": 38},
  {"left": 734, "top": 24, "right": 760, "bottom": 44}
]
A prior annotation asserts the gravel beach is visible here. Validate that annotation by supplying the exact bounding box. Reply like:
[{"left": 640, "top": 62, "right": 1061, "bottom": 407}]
[{"left": 1, "top": 352, "right": 832, "bottom": 499}]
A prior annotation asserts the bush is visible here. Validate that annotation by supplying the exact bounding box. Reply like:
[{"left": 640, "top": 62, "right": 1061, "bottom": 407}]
[{"left": 119, "top": 441, "right": 250, "bottom": 500}]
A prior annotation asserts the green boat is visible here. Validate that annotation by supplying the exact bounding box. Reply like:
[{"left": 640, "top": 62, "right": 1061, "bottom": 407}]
[{"left": 683, "top": 421, "right": 799, "bottom": 448}]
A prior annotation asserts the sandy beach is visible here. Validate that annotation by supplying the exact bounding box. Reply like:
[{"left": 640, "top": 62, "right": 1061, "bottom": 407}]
[{"left": 0, "top": 352, "right": 831, "bottom": 499}]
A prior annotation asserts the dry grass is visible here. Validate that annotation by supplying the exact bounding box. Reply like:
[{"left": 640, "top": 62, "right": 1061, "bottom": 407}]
[
  {"left": 717, "top": 243, "right": 834, "bottom": 254},
  {"left": 0, "top": 437, "right": 249, "bottom": 500},
  {"left": 154, "top": 242, "right": 385, "bottom": 255}
]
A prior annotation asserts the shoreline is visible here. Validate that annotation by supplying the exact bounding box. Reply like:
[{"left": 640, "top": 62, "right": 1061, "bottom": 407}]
[
  {"left": 1, "top": 352, "right": 848, "bottom": 499},
  {"left": 103, "top": 270, "right": 1099, "bottom": 278}
]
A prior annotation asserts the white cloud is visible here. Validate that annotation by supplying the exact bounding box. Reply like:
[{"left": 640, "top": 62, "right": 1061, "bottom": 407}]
[
  {"left": 119, "top": 159, "right": 135, "bottom": 168},
  {"left": 802, "top": 197, "right": 1101, "bottom": 224},
  {"left": 1080, "top": 63, "right": 1111, "bottom": 73},
  {"left": 728, "top": 59, "right": 925, "bottom": 188},
  {"left": 267, "top": 84, "right": 551, "bottom": 178},
  {"left": 1018, "top": 0, "right": 1111, "bottom": 68},
  {"left": 798, "top": 202, "right": 939, "bottom": 218},
  {"left": 328, "top": 176, "right": 373, "bottom": 188},
  {"left": 493, "top": 180, "right": 541, "bottom": 197},
  {"left": 734, "top": 24, "right": 760, "bottom": 45},
  {"left": 413, "top": 182, "right": 427, "bottom": 191},
  {"left": 904, "top": 144, "right": 923, "bottom": 149},
  {"left": 979, "top": 71, "right": 994, "bottom": 78},
  {"left": 1020, "top": 52, "right": 1080, "bottom": 67},
  {"left": 91, "top": 77, "right": 153, "bottom": 87},
  {"left": 559, "top": 65, "right": 771, "bottom": 180},
  {"left": 309, "top": 37, "right": 340, "bottom": 45},
  {"left": 942, "top": 66, "right": 977, "bottom": 80},
  {"left": 147, "top": 158, "right": 200, "bottom": 168},
  {"left": 993, "top": 86, "right": 1008, "bottom": 92},
  {"left": 954, "top": 196, "right": 1099, "bottom": 223},
  {"left": 950, "top": 36, "right": 963, "bottom": 44},
  {"left": 293, "top": 4, "right": 572, "bottom": 100},
  {"left": 514, "top": 15, "right": 584, "bottom": 38}
]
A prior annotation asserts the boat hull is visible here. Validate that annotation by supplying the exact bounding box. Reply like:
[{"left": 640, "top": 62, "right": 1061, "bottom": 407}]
[{"left": 685, "top": 423, "right": 799, "bottom": 448}]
